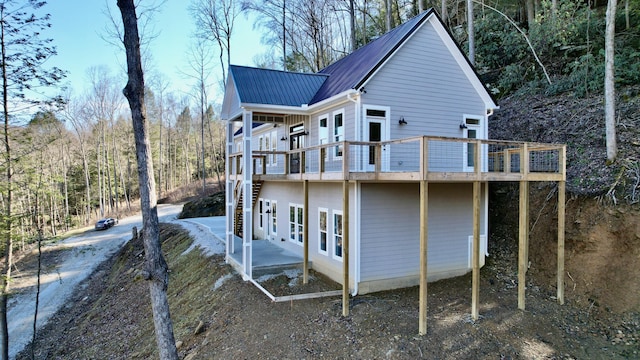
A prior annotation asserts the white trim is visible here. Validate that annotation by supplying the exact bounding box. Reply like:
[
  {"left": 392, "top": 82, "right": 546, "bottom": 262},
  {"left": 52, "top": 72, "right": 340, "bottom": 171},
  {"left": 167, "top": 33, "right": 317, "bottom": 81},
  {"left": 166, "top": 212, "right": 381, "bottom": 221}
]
[
  {"left": 271, "top": 200, "right": 278, "bottom": 239},
  {"left": 354, "top": 182, "right": 361, "bottom": 296},
  {"left": 258, "top": 198, "right": 264, "bottom": 230},
  {"left": 318, "top": 208, "right": 329, "bottom": 256},
  {"left": 462, "top": 114, "right": 483, "bottom": 172},
  {"left": 332, "top": 210, "right": 344, "bottom": 262},
  {"left": 289, "top": 203, "right": 304, "bottom": 246},
  {"left": 318, "top": 113, "right": 329, "bottom": 146},
  {"left": 362, "top": 105, "right": 391, "bottom": 172},
  {"left": 467, "top": 235, "right": 488, "bottom": 268},
  {"left": 333, "top": 109, "right": 345, "bottom": 159}
]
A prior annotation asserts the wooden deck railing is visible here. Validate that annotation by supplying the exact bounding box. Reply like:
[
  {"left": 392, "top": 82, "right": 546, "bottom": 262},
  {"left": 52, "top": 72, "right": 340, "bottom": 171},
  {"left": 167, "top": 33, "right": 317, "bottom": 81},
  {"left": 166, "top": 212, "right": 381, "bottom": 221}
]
[{"left": 228, "top": 135, "right": 566, "bottom": 182}]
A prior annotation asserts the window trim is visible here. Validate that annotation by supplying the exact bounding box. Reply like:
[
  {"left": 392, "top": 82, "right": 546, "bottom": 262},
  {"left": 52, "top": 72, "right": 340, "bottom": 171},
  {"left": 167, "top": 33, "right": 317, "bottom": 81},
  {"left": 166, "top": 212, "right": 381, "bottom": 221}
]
[
  {"left": 318, "top": 208, "right": 328, "bottom": 256},
  {"left": 289, "top": 203, "right": 304, "bottom": 246},
  {"left": 258, "top": 198, "right": 264, "bottom": 230},
  {"left": 332, "top": 210, "right": 344, "bottom": 261},
  {"left": 462, "top": 114, "right": 483, "bottom": 172},
  {"left": 271, "top": 200, "right": 277, "bottom": 237},
  {"left": 333, "top": 109, "right": 345, "bottom": 159}
]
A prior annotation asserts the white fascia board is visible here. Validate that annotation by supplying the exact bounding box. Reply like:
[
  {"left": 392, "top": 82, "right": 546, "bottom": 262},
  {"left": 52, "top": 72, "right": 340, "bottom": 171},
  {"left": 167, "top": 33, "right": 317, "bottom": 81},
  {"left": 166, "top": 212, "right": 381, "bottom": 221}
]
[
  {"left": 240, "top": 103, "right": 309, "bottom": 115},
  {"left": 239, "top": 89, "right": 359, "bottom": 117},
  {"left": 226, "top": 108, "right": 243, "bottom": 122},
  {"left": 306, "top": 89, "right": 358, "bottom": 114}
]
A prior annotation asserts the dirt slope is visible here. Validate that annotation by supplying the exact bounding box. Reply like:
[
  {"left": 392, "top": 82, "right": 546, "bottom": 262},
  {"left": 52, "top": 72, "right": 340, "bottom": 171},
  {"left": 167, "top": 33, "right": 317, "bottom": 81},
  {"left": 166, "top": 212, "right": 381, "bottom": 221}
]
[{"left": 17, "top": 224, "right": 639, "bottom": 359}]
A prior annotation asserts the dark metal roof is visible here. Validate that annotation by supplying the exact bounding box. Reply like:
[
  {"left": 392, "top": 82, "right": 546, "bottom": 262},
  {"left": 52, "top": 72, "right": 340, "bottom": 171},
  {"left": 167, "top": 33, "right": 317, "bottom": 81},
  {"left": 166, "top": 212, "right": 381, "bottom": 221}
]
[
  {"left": 230, "top": 65, "right": 328, "bottom": 106},
  {"left": 309, "top": 9, "right": 434, "bottom": 104}
]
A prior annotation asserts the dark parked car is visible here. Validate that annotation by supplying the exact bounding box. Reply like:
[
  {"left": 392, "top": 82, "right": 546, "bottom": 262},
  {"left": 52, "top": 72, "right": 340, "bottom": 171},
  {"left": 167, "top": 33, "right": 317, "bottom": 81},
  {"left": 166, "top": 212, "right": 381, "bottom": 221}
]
[{"left": 95, "top": 218, "right": 118, "bottom": 230}]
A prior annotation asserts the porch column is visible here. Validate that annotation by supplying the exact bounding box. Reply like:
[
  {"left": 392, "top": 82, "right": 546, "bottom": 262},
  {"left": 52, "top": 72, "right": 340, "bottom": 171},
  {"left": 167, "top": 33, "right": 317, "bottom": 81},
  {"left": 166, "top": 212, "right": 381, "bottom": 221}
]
[
  {"left": 471, "top": 180, "right": 481, "bottom": 320},
  {"left": 471, "top": 138, "right": 482, "bottom": 320},
  {"left": 518, "top": 180, "right": 530, "bottom": 310},
  {"left": 225, "top": 119, "right": 234, "bottom": 259},
  {"left": 557, "top": 180, "right": 566, "bottom": 304},
  {"left": 242, "top": 110, "right": 253, "bottom": 280},
  {"left": 342, "top": 179, "right": 350, "bottom": 317},
  {"left": 418, "top": 180, "right": 429, "bottom": 335},
  {"left": 303, "top": 180, "right": 309, "bottom": 284}
]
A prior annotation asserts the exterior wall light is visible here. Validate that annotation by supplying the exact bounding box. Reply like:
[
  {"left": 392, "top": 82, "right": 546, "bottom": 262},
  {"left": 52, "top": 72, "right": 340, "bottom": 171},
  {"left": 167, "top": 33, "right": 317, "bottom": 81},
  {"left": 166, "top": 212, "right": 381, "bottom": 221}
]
[{"left": 398, "top": 117, "right": 407, "bottom": 125}]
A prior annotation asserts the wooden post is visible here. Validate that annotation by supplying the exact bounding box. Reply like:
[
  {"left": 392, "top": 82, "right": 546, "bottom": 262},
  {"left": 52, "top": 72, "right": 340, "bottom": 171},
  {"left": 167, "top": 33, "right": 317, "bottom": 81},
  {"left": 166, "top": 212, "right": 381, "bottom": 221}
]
[
  {"left": 471, "top": 180, "right": 481, "bottom": 320},
  {"left": 374, "top": 143, "right": 382, "bottom": 174},
  {"left": 557, "top": 145, "right": 567, "bottom": 305},
  {"left": 303, "top": 180, "right": 309, "bottom": 284},
  {"left": 557, "top": 180, "right": 566, "bottom": 305},
  {"left": 419, "top": 180, "right": 429, "bottom": 335},
  {"left": 342, "top": 179, "right": 350, "bottom": 317},
  {"left": 518, "top": 180, "right": 529, "bottom": 310},
  {"left": 503, "top": 148, "right": 511, "bottom": 173}
]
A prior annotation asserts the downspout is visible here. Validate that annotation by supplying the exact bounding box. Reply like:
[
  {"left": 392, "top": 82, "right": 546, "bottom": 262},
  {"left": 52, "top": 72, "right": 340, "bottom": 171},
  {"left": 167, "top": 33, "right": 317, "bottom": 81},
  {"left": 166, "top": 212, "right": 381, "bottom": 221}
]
[{"left": 346, "top": 90, "right": 360, "bottom": 296}]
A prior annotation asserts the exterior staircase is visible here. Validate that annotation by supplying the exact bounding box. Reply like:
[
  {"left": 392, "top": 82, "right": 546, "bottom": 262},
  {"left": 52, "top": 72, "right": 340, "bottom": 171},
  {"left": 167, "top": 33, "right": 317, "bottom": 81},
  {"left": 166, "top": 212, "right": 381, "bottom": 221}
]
[{"left": 234, "top": 180, "right": 263, "bottom": 237}]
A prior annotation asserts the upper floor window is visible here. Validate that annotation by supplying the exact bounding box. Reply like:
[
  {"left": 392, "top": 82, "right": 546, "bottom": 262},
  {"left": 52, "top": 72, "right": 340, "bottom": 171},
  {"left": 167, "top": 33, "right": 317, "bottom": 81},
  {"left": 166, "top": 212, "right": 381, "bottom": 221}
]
[
  {"left": 319, "top": 115, "right": 328, "bottom": 145},
  {"left": 334, "top": 111, "right": 344, "bottom": 157}
]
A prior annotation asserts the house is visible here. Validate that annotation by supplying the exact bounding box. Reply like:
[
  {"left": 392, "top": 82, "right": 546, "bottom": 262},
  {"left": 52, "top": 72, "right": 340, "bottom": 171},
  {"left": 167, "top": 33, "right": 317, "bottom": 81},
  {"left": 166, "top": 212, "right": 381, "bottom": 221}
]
[{"left": 221, "top": 9, "right": 566, "bottom": 334}]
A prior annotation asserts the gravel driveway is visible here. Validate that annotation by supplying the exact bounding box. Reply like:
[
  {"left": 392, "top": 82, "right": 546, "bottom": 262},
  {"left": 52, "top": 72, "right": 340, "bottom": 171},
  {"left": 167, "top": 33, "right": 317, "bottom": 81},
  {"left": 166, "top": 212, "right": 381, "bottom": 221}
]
[{"left": 5, "top": 204, "right": 190, "bottom": 359}]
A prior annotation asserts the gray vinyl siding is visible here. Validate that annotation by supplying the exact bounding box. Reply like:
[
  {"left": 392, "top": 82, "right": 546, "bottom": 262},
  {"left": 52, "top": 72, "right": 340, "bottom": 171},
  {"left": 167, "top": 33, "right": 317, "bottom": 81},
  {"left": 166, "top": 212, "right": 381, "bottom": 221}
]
[
  {"left": 254, "top": 181, "right": 356, "bottom": 283},
  {"left": 221, "top": 79, "right": 240, "bottom": 120},
  {"left": 361, "top": 20, "right": 486, "bottom": 140},
  {"left": 360, "top": 183, "right": 482, "bottom": 282}
]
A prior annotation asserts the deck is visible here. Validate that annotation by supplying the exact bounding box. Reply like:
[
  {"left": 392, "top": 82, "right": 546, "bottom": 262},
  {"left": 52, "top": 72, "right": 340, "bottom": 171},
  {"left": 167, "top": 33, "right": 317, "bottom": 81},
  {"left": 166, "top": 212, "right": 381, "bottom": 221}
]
[{"left": 228, "top": 135, "right": 566, "bottom": 183}]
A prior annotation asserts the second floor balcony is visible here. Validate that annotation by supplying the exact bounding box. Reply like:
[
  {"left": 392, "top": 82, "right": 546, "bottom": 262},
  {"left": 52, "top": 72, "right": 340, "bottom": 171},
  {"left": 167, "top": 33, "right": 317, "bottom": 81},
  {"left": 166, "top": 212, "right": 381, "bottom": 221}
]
[{"left": 229, "top": 135, "right": 566, "bottom": 183}]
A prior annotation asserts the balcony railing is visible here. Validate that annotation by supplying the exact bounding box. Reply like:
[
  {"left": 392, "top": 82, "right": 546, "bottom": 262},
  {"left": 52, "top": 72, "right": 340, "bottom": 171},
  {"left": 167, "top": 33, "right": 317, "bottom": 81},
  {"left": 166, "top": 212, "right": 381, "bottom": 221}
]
[{"left": 229, "top": 136, "right": 566, "bottom": 182}]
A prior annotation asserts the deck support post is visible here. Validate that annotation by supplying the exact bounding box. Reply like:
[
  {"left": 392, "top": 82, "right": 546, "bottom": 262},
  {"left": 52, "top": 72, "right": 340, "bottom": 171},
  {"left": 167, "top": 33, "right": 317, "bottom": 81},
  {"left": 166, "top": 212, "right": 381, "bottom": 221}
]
[
  {"left": 518, "top": 180, "right": 529, "bottom": 310},
  {"left": 471, "top": 180, "right": 481, "bottom": 320},
  {"left": 342, "top": 180, "right": 350, "bottom": 317},
  {"left": 303, "top": 180, "right": 309, "bottom": 284},
  {"left": 419, "top": 180, "right": 429, "bottom": 335},
  {"left": 557, "top": 180, "right": 566, "bottom": 305}
]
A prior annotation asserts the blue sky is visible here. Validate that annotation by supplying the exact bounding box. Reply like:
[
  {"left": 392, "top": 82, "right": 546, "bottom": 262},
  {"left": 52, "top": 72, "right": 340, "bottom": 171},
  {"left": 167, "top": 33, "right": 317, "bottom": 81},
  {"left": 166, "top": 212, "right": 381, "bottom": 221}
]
[{"left": 47, "top": 0, "right": 265, "bottom": 103}]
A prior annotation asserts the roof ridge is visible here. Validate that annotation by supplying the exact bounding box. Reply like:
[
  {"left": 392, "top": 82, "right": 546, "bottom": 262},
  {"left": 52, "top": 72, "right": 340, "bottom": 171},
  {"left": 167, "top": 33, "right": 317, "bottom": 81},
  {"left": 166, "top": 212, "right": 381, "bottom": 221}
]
[{"left": 229, "top": 64, "right": 327, "bottom": 78}]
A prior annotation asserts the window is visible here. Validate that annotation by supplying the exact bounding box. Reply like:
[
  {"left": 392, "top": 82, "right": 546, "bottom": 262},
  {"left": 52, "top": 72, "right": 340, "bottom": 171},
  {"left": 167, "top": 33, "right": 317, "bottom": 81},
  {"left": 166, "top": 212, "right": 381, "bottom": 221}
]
[
  {"left": 318, "top": 208, "right": 328, "bottom": 255},
  {"left": 334, "top": 111, "right": 344, "bottom": 157},
  {"left": 319, "top": 115, "right": 328, "bottom": 145},
  {"left": 333, "top": 211, "right": 343, "bottom": 260},
  {"left": 270, "top": 130, "right": 277, "bottom": 165},
  {"left": 258, "top": 199, "right": 264, "bottom": 229},
  {"left": 271, "top": 201, "right": 277, "bottom": 235},
  {"left": 297, "top": 206, "right": 304, "bottom": 244},
  {"left": 264, "top": 133, "right": 270, "bottom": 165},
  {"left": 289, "top": 204, "right": 304, "bottom": 245},
  {"left": 463, "top": 116, "right": 482, "bottom": 171}
]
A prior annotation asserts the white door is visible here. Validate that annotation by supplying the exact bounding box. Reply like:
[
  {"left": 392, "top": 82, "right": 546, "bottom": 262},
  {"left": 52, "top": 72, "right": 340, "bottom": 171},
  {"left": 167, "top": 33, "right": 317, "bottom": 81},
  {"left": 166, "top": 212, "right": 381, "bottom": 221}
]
[
  {"left": 463, "top": 116, "right": 482, "bottom": 172},
  {"left": 364, "top": 108, "right": 389, "bottom": 172}
]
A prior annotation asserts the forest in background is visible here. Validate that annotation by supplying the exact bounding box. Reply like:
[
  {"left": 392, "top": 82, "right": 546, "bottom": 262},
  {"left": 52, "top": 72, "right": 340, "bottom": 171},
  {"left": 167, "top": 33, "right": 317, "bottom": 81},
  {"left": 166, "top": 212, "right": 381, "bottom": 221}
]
[{"left": 0, "top": 0, "right": 638, "bottom": 272}]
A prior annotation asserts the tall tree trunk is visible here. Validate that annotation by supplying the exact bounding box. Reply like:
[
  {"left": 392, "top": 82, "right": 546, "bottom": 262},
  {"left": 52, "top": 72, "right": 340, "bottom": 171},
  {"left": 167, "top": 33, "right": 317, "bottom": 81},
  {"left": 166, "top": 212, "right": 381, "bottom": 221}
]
[
  {"left": 116, "top": 1, "right": 179, "bottom": 359},
  {"left": 467, "top": 0, "right": 475, "bottom": 64},
  {"left": 385, "top": 0, "right": 392, "bottom": 31},
  {"left": 0, "top": 6, "right": 11, "bottom": 356},
  {"left": 526, "top": 0, "right": 535, "bottom": 28},
  {"left": 604, "top": 0, "right": 617, "bottom": 162},
  {"left": 349, "top": 0, "right": 356, "bottom": 51}
]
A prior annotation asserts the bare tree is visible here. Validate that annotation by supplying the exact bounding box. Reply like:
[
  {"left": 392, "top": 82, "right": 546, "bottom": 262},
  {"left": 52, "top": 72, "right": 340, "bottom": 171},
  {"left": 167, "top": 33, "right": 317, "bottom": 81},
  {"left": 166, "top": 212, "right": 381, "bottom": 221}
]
[
  {"left": 191, "top": 0, "right": 241, "bottom": 85},
  {"left": 0, "top": 1, "right": 65, "bottom": 358},
  {"left": 116, "top": 1, "right": 179, "bottom": 359},
  {"left": 604, "top": 0, "right": 617, "bottom": 161}
]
